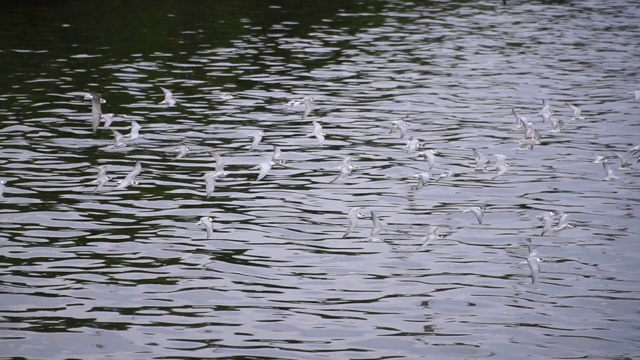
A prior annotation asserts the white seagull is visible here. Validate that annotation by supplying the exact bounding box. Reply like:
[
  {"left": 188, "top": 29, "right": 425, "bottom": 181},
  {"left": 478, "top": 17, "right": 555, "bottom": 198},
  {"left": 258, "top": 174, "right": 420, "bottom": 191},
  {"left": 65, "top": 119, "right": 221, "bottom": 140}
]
[
  {"left": 160, "top": 87, "right": 176, "bottom": 106},
  {"left": 343, "top": 207, "right": 366, "bottom": 238},
  {"left": 196, "top": 216, "right": 214, "bottom": 239},
  {"left": 463, "top": 207, "right": 484, "bottom": 225}
]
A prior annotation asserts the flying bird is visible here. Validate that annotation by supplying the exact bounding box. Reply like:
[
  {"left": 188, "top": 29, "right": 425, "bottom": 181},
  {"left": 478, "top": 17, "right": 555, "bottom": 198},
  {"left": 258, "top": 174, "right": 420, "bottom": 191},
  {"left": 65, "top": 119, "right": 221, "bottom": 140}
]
[
  {"left": 271, "top": 145, "right": 283, "bottom": 162},
  {"left": 210, "top": 152, "right": 229, "bottom": 178},
  {"left": 416, "top": 226, "right": 439, "bottom": 251},
  {"left": 613, "top": 152, "right": 636, "bottom": 170},
  {"left": 418, "top": 149, "right": 438, "bottom": 169},
  {"left": 85, "top": 92, "right": 104, "bottom": 135},
  {"left": 203, "top": 172, "right": 217, "bottom": 198},
  {"left": 434, "top": 169, "right": 453, "bottom": 182},
  {"left": 537, "top": 211, "right": 555, "bottom": 236},
  {"left": 343, "top": 207, "right": 366, "bottom": 238},
  {"left": 196, "top": 216, "right": 214, "bottom": 239},
  {"left": 255, "top": 157, "right": 277, "bottom": 181},
  {"left": 549, "top": 117, "right": 564, "bottom": 133},
  {"left": 330, "top": 157, "right": 354, "bottom": 183},
  {"left": 173, "top": 145, "right": 191, "bottom": 160},
  {"left": 512, "top": 108, "right": 528, "bottom": 129},
  {"left": 111, "top": 130, "right": 127, "bottom": 148},
  {"left": 472, "top": 148, "right": 489, "bottom": 171},
  {"left": 302, "top": 97, "right": 314, "bottom": 119},
  {"left": 602, "top": 160, "right": 620, "bottom": 181},
  {"left": 101, "top": 113, "right": 116, "bottom": 128},
  {"left": 537, "top": 99, "right": 552, "bottom": 123},
  {"left": 566, "top": 102, "right": 584, "bottom": 121},
  {"left": 160, "top": 87, "right": 176, "bottom": 106},
  {"left": 92, "top": 166, "right": 111, "bottom": 193},
  {"left": 311, "top": 120, "right": 326, "bottom": 145},
  {"left": 390, "top": 118, "right": 409, "bottom": 139},
  {"left": 490, "top": 154, "right": 510, "bottom": 180},
  {"left": 115, "top": 161, "right": 142, "bottom": 189},
  {"left": 405, "top": 137, "right": 421, "bottom": 154},
  {"left": 553, "top": 212, "right": 573, "bottom": 232},
  {"left": 248, "top": 130, "right": 264, "bottom": 150},
  {"left": 369, "top": 211, "right": 384, "bottom": 242},
  {"left": 527, "top": 246, "right": 541, "bottom": 284},
  {"left": 127, "top": 121, "right": 143, "bottom": 140},
  {"left": 411, "top": 172, "right": 431, "bottom": 190},
  {"left": 463, "top": 207, "right": 484, "bottom": 225}
]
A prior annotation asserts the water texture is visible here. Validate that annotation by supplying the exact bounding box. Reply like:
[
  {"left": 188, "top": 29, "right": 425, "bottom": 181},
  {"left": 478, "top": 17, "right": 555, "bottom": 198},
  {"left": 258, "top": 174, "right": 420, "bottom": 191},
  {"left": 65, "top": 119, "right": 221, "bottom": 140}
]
[{"left": 1, "top": 0, "right": 639, "bottom": 359}]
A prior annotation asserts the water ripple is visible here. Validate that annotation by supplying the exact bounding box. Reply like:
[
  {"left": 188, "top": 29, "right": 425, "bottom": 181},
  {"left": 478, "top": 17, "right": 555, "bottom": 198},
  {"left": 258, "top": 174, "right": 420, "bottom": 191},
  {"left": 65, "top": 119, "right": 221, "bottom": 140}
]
[{"left": 1, "top": 0, "right": 640, "bottom": 359}]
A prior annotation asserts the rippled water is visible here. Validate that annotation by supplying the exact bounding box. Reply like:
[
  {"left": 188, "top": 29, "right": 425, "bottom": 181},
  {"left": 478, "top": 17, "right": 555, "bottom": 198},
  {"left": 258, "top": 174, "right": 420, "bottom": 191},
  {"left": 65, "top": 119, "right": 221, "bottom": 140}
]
[{"left": 2, "top": 0, "right": 640, "bottom": 359}]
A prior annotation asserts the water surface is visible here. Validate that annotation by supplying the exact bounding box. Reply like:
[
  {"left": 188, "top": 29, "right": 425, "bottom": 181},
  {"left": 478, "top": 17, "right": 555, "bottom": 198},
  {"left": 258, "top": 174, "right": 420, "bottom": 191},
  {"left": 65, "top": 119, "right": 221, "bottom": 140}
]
[{"left": 1, "top": 0, "right": 640, "bottom": 359}]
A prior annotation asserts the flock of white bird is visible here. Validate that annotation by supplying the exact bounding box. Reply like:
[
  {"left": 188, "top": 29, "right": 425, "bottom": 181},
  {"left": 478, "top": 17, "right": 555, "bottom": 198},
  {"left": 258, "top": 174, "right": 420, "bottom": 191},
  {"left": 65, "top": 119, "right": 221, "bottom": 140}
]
[
  {"left": 66, "top": 88, "right": 640, "bottom": 285},
  {"left": 2, "top": 87, "right": 638, "bottom": 284}
]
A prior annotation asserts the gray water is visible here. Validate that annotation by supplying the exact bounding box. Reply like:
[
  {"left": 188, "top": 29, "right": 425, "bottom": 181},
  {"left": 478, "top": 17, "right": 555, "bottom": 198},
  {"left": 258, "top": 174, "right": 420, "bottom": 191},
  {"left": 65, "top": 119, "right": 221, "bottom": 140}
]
[{"left": 1, "top": 1, "right": 640, "bottom": 359}]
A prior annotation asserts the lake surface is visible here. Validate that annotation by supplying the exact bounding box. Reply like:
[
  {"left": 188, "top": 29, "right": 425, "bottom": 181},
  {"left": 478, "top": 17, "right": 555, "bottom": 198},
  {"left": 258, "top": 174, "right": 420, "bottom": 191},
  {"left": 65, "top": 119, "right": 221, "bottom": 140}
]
[{"left": 1, "top": 0, "right": 639, "bottom": 359}]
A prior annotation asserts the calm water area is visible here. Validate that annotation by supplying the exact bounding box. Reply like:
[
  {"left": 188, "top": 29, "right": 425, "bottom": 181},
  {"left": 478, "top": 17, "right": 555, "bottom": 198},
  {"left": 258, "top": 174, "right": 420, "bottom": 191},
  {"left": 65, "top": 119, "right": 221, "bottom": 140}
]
[{"left": 1, "top": 0, "right": 639, "bottom": 359}]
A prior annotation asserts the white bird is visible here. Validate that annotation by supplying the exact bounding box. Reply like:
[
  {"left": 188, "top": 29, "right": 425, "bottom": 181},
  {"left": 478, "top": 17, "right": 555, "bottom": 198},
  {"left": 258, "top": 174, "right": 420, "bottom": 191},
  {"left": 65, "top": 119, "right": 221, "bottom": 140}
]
[
  {"left": 311, "top": 120, "right": 326, "bottom": 145},
  {"left": 87, "top": 92, "right": 103, "bottom": 135},
  {"left": 527, "top": 246, "right": 541, "bottom": 284},
  {"left": 537, "top": 99, "right": 552, "bottom": 123},
  {"left": 416, "top": 226, "right": 439, "bottom": 251},
  {"left": 518, "top": 137, "right": 537, "bottom": 151},
  {"left": 472, "top": 148, "right": 489, "bottom": 171},
  {"left": 405, "top": 137, "right": 421, "bottom": 154},
  {"left": 255, "top": 157, "right": 276, "bottom": 181},
  {"left": 196, "top": 216, "right": 214, "bottom": 239},
  {"left": 537, "top": 211, "right": 555, "bottom": 235},
  {"left": 302, "top": 97, "right": 314, "bottom": 119},
  {"left": 566, "top": 102, "right": 584, "bottom": 121},
  {"left": 92, "top": 166, "right": 111, "bottom": 193},
  {"left": 173, "top": 145, "right": 191, "bottom": 160},
  {"left": 463, "top": 207, "right": 484, "bottom": 225},
  {"left": 210, "top": 152, "right": 229, "bottom": 178},
  {"left": 248, "top": 130, "right": 264, "bottom": 150},
  {"left": 330, "top": 157, "right": 354, "bottom": 183},
  {"left": 160, "top": 87, "right": 176, "bottom": 106},
  {"left": 591, "top": 153, "right": 607, "bottom": 164},
  {"left": 390, "top": 119, "right": 409, "bottom": 139},
  {"left": 418, "top": 149, "right": 438, "bottom": 170},
  {"left": 128, "top": 121, "right": 143, "bottom": 140},
  {"left": 271, "top": 145, "right": 283, "bottom": 162},
  {"left": 111, "top": 129, "right": 127, "bottom": 148},
  {"left": 412, "top": 172, "right": 431, "bottom": 190},
  {"left": 603, "top": 160, "right": 620, "bottom": 181},
  {"left": 434, "top": 169, "right": 453, "bottom": 182},
  {"left": 628, "top": 90, "right": 640, "bottom": 103},
  {"left": 490, "top": 154, "right": 509, "bottom": 180},
  {"left": 613, "top": 152, "right": 635, "bottom": 170},
  {"left": 343, "top": 207, "right": 366, "bottom": 238},
  {"left": 116, "top": 161, "right": 142, "bottom": 189},
  {"left": 512, "top": 108, "right": 528, "bottom": 129},
  {"left": 369, "top": 211, "right": 383, "bottom": 242},
  {"left": 92, "top": 174, "right": 110, "bottom": 193},
  {"left": 522, "top": 120, "right": 541, "bottom": 142},
  {"left": 553, "top": 212, "right": 573, "bottom": 232},
  {"left": 101, "top": 113, "right": 116, "bottom": 128},
  {"left": 203, "top": 172, "right": 217, "bottom": 199},
  {"left": 549, "top": 117, "right": 564, "bottom": 133},
  {"left": 97, "top": 165, "right": 109, "bottom": 178}
]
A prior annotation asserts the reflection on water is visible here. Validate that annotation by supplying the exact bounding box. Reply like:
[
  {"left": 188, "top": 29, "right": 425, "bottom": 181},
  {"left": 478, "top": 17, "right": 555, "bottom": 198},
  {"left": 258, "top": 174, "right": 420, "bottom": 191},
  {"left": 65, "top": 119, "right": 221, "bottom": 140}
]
[{"left": 1, "top": 0, "right": 640, "bottom": 359}]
